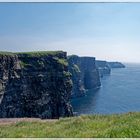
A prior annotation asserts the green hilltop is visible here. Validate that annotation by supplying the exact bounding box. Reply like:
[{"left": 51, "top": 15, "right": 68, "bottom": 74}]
[{"left": 16, "top": 51, "right": 64, "bottom": 57}]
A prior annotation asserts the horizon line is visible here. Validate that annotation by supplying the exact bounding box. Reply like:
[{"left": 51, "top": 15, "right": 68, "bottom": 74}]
[{"left": 1, "top": 50, "right": 140, "bottom": 64}]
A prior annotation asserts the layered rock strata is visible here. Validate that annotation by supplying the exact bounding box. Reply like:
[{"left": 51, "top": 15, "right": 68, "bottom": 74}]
[
  {"left": 0, "top": 51, "right": 73, "bottom": 119},
  {"left": 68, "top": 55, "right": 101, "bottom": 97}
]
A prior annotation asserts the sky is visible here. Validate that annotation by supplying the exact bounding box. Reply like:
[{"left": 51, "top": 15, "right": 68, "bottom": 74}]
[{"left": 0, "top": 3, "right": 140, "bottom": 62}]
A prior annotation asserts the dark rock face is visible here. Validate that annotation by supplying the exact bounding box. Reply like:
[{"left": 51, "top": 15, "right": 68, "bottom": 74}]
[
  {"left": 68, "top": 55, "right": 101, "bottom": 97},
  {"left": 0, "top": 52, "right": 73, "bottom": 119},
  {"left": 96, "top": 60, "right": 111, "bottom": 77},
  {"left": 108, "top": 62, "right": 125, "bottom": 68}
]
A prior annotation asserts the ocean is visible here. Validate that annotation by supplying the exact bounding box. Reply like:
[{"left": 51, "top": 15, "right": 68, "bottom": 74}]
[{"left": 71, "top": 63, "right": 140, "bottom": 115}]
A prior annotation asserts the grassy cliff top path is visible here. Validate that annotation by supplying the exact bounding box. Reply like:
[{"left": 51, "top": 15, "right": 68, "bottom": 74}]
[{"left": 0, "top": 112, "right": 140, "bottom": 138}]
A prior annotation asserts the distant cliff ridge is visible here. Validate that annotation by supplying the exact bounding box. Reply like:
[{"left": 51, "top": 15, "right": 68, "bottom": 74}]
[
  {"left": 0, "top": 51, "right": 73, "bottom": 119},
  {"left": 108, "top": 62, "right": 125, "bottom": 68},
  {"left": 68, "top": 55, "right": 101, "bottom": 97},
  {"left": 96, "top": 61, "right": 125, "bottom": 77},
  {"left": 96, "top": 60, "right": 111, "bottom": 77}
]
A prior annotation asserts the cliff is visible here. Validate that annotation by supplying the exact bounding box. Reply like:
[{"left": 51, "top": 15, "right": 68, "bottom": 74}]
[
  {"left": 68, "top": 55, "right": 101, "bottom": 97},
  {"left": 108, "top": 62, "right": 125, "bottom": 68},
  {"left": 96, "top": 60, "right": 111, "bottom": 77},
  {"left": 0, "top": 51, "right": 73, "bottom": 119}
]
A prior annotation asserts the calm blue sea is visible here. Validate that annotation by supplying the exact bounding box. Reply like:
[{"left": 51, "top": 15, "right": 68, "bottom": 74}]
[{"left": 71, "top": 63, "right": 140, "bottom": 115}]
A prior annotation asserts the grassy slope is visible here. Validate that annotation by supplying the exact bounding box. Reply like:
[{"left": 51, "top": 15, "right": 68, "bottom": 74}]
[{"left": 0, "top": 112, "right": 140, "bottom": 138}]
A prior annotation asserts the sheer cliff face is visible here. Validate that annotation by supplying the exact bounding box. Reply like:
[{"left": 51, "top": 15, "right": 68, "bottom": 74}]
[
  {"left": 0, "top": 52, "right": 73, "bottom": 119},
  {"left": 96, "top": 60, "right": 111, "bottom": 77},
  {"left": 68, "top": 55, "right": 101, "bottom": 97}
]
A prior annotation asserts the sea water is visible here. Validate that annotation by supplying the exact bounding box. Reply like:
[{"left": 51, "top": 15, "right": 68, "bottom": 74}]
[{"left": 71, "top": 63, "right": 140, "bottom": 115}]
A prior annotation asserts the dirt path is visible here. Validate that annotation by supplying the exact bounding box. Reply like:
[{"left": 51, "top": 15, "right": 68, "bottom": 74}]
[{"left": 0, "top": 118, "right": 57, "bottom": 125}]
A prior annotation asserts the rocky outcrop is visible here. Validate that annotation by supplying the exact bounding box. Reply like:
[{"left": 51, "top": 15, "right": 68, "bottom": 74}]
[
  {"left": 108, "top": 62, "right": 125, "bottom": 68},
  {"left": 0, "top": 51, "right": 73, "bottom": 119},
  {"left": 68, "top": 55, "right": 101, "bottom": 97},
  {"left": 96, "top": 60, "right": 111, "bottom": 77}
]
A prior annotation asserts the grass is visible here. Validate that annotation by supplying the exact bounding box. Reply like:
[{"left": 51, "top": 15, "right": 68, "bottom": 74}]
[
  {"left": 0, "top": 51, "right": 67, "bottom": 67},
  {"left": 0, "top": 52, "right": 16, "bottom": 56},
  {"left": 0, "top": 51, "right": 65, "bottom": 57},
  {"left": 57, "top": 58, "right": 68, "bottom": 66},
  {"left": 19, "top": 55, "right": 68, "bottom": 68},
  {"left": 0, "top": 112, "right": 140, "bottom": 138},
  {"left": 16, "top": 51, "right": 64, "bottom": 57}
]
